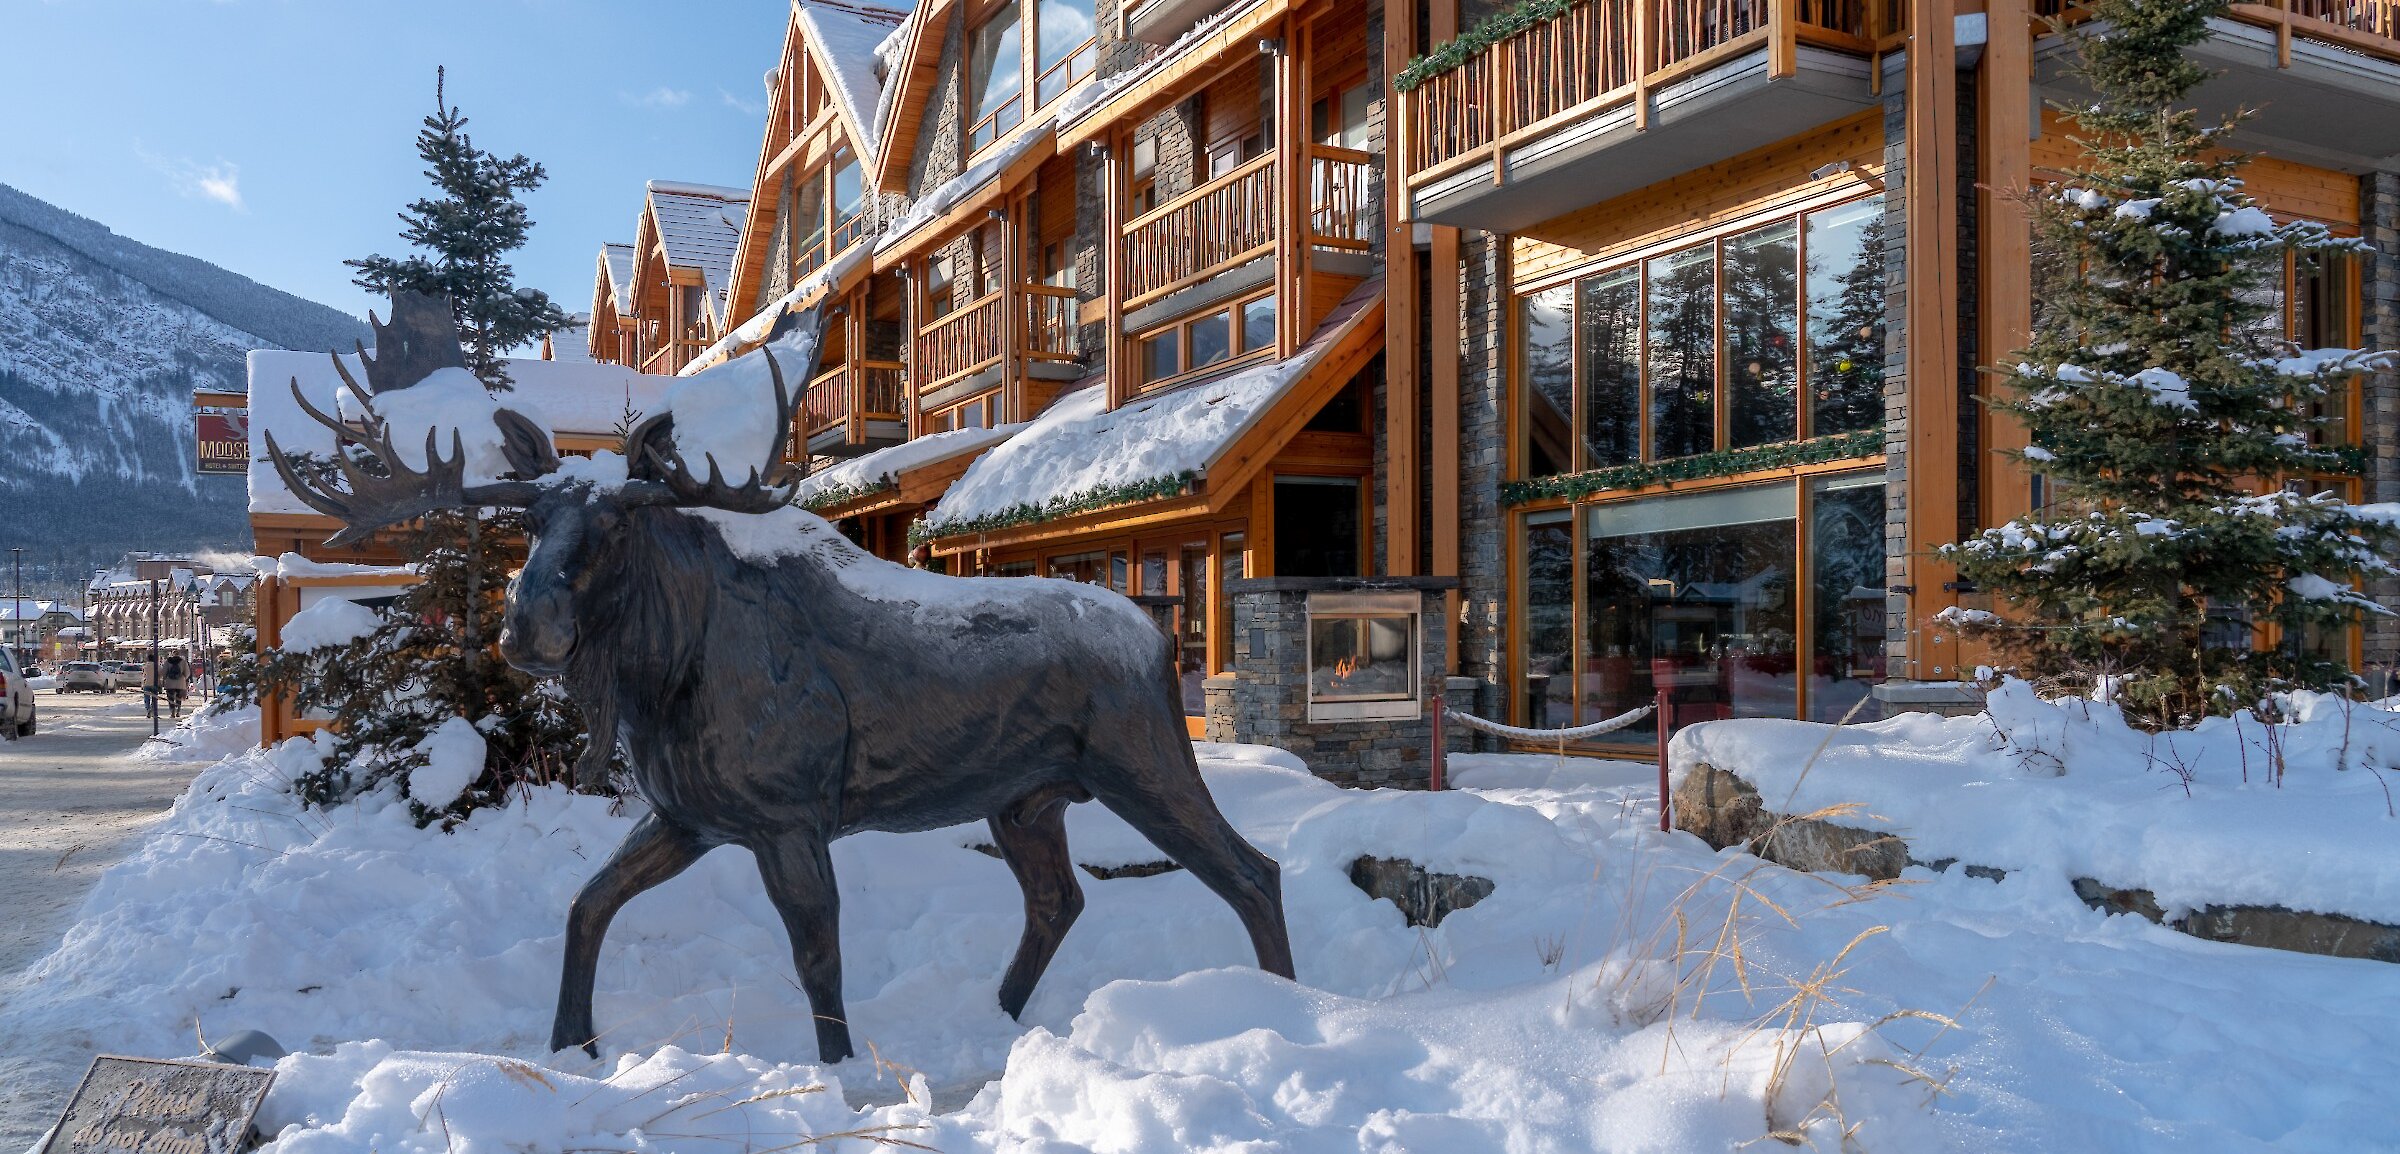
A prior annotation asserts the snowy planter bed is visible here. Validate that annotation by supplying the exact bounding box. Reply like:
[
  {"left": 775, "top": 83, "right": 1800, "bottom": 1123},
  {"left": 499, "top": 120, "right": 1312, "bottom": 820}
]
[{"left": 1670, "top": 680, "right": 2400, "bottom": 962}]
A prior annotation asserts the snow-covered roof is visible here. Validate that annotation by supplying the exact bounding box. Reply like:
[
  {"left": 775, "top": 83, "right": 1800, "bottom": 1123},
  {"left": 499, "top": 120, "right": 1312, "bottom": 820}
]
[
  {"left": 925, "top": 278, "right": 1382, "bottom": 534},
  {"left": 244, "top": 351, "right": 668, "bottom": 517},
  {"left": 876, "top": 100, "right": 1073, "bottom": 256},
  {"left": 598, "top": 244, "right": 638, "bottom": 319},
  {"left": 0, "top": 600, "right": 80, "bottom": 622},
  {"left": 682, "top": 245, "right": 870, "bottom": 376},
  {"left": 794, "top": 0, "right": 909, "bottom": 160},
  {"left": 646, "top": 182, "right": 750, "bottom": 327},
  {"left": 547, "top": 315, "right": 597, "bottom": 363},
  {"left": 793, "top": 422, "right": 1022, "bottom": 508}
]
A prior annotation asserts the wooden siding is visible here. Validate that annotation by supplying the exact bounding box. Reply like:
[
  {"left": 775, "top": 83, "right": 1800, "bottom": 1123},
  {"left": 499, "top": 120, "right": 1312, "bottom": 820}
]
[{"left": 1509, "top": 111, "right": 1885, "bottom": 287}]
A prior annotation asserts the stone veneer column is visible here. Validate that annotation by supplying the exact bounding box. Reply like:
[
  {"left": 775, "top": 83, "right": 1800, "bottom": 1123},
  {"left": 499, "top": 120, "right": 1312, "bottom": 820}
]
[
  {"left": 2362, "top": 172, "right": 2400, "bottom": 673},
  {"left": 1456, "top": 233, "right": 1508, "bottom": 737},
  {"left": 1879, "top": 54, "right": 1913, "bottom": 682}
]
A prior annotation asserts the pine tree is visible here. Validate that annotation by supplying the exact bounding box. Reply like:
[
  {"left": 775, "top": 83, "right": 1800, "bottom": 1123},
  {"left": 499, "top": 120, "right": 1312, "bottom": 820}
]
[
  {"left": 346, "top": 66, "right": 576, "bottom": 389},
  {"left": 1942, "top": 0, "right": 2394, "bottom": 729},
  {"left": 261, "top": 511, "right": 603, "bottom": 824}
]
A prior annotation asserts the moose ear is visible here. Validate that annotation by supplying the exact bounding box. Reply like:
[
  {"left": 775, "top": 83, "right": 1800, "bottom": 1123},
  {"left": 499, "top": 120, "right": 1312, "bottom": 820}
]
[
  {"left": 493, "top": 407, "right": 560, "bottom": 480},
  {"left": 624, "top": 410, "right": 679, "bottom": 482}
]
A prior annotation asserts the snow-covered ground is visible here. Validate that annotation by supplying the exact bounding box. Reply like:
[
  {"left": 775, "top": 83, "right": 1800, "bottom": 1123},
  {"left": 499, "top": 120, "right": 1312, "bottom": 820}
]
[{"left": 5, "top": 707, "right": 2398, "bottom": 1152}]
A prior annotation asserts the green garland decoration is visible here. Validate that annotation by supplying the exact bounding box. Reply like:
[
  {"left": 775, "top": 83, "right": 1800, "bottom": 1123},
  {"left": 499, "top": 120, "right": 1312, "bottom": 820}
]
[
  {"left": 796, "top": 476, "right": 898, "bottom": 513},
  {"left": 1396, "top": 0, "right": 1585, "bottom": 93},
  {"left": 1500, "top": 428, "right": 1885, "bottom": 506},
  {"left": 920, "top": 471, "right": 1200, "bottom": 541}
]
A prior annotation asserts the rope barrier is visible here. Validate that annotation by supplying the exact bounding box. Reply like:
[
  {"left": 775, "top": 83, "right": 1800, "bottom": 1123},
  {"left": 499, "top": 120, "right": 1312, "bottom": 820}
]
[{"left": 1440, "top": 704, "right": 1654, "bottom": 742}]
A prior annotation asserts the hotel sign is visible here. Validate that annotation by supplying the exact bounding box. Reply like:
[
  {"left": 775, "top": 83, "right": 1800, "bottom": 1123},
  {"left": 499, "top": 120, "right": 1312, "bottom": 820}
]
[{"left": 195, "top": 406, "right": 248, "bottom": 476}]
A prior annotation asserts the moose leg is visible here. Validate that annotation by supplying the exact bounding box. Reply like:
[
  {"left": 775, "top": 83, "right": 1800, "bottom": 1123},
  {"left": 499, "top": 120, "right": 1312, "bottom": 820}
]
[
  {"left": 754, "top": 831, "right": 855, "bottom": 1064},
  {"left": 552, "top": 811, "right": 709, "bottom": 1057},
  {"left": 1087, "top": 773, "right": 1295, "bottom": 980},
  {"left": 989, "top": 799, "right": 1085, "bottom": 1019}
]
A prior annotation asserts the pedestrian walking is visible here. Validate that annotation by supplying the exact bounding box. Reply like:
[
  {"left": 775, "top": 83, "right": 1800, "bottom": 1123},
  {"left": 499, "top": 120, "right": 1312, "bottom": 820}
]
[{"left": 161, "top": 653, "right": 189, "bottom": 719}]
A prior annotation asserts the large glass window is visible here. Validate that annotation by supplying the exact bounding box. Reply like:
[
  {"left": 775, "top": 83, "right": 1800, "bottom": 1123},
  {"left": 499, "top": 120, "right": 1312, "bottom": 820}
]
[
  {"left": 1725, "top": 219, "right": 1799, "bottom": 448},
  {"left": 1646, "top": 242, "right": 1718, "bottom": 460},
  {"left": 1804, "top": 199, "right": 1887, "bottom": 437},
  {"left": 1578, "top": 266, "right": 1641, "bottom": 469},
  {"left": 1522, "top": 510, "right": 1576, "bottom": 729},
  {"left": 968, "top": 5, "right": 1025, "bottom": 152},
  {"left": 1515, "top": 193, "right": 1888, "bottom": 476},
  {"left": 1035, "top": 0, "right": 1097, "bottom": 106},
  {"left": 1807, "top": 473, "right": 1887, "bottom": 722},
  {"left": 1189, "top": 309, "right": 1232, "bottom": 371},
  {"left": 1582, "top": 483, "right": 1798, "bottom": 747},
  {"left": 1520, "top": 285, "right": 1575, "bottom": 478}
]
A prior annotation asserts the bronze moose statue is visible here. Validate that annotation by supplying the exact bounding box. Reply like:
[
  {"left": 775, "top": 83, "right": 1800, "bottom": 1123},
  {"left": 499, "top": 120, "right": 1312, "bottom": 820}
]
[{"left": 265, "top": 294, "right": 1295, "bottom": 1064}]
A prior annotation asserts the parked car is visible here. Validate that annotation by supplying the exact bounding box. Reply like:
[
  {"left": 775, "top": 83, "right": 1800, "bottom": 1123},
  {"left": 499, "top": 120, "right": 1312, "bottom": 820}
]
[
  {"left": 59, "top": 662, "right": 113, "bottom": 693},
  {"left": 115, "top": 661, "right": 148, "bottom": 690},
  {"left": 0, "top": 648, "right": 35, "bottom": 738}
]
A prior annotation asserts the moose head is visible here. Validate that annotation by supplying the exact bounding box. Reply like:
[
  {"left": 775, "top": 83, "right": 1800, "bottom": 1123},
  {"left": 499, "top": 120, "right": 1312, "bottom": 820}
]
[{"left": 262, "top": 291, "right": 817, "bottom": 677}]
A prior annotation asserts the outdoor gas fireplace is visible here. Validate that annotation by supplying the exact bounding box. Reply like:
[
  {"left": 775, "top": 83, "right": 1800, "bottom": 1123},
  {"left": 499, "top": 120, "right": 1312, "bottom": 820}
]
[
  {"left": 1207, "top": 576, "right": 1461, "bottom": 789},
  {"left": 1306, "top": 591, "right": 1422, "bottom": 721}
]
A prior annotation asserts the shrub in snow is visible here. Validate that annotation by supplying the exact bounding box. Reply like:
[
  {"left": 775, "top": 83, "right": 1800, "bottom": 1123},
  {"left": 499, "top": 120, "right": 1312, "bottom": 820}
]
[{"left": 1942, "top": 0, "right": 2395, "bottom": 729}]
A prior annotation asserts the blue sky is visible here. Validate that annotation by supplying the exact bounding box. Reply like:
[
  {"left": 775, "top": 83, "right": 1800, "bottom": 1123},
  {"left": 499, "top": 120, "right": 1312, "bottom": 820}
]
[{"left": 0, "top": 0, "right": 790, "bottom": 328}]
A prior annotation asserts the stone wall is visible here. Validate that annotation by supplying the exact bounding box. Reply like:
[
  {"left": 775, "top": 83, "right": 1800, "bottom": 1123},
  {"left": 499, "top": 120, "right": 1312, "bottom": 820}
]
[
  {"left": 2362, "top": 172, "right": 2400, "bottom": 674},
  {"left": 1209, "top": 578, "right": 1461, "bottom": 788}
]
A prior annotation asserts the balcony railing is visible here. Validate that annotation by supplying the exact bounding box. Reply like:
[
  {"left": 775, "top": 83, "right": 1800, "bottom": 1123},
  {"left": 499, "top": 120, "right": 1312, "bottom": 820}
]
[
  {"left": 1402, "top": 0, "right": 1875, "bottom": 180},
  {"left": 1121, "top": 152, "right": 1279, "bottom": 306},
  {"left": 1026, "top": 284, "right": 1080, "bottom": 361},
  {"left": 916, "top": 290, "right": 1006, "bottom": 391},
  {"left": 1308, "top": 146, "right": 1376, "bottom": 250},
  {"left": 801, "top": 360, "right": 907, "bottom": 441},
  {"left": 2028, "top": 0, "right": 2400, "bottom": 63}
]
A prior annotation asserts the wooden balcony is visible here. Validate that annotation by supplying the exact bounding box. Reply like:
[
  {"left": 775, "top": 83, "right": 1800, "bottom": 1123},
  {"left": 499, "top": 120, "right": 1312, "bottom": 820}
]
[
  {"left": 1399, "top": 0, "right": 1881, "bottom": 232},
  {"left": 1026, "top": 284, "right": 1080, "bottom": 363},
  {"left": 2033, "top": 0, "right": 2400, "bottom": 168},
  {"left": 916, "top": 290, "right": 1007, "bottom": 394},
  {"left": 800, "top": 360, "right": 907, "bottom": 457},
  {"left": 1122, "top": 153, "right": 1281, "bottom": 308}
]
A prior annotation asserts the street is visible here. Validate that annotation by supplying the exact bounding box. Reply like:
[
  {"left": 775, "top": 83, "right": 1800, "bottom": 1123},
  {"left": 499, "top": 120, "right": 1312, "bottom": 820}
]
[{"left": 0, "top": 689, "right": 197, "bottom": 978}]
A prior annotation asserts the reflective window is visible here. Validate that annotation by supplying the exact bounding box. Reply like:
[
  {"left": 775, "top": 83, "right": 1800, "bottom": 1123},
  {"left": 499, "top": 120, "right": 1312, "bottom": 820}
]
[
  {"left": 1725, "top": 219, "right": 1798, "bottom": 447},
  {"left": 1519, "top": 285, "right": 1574, "bottom": 478},
  {"left": 968, "top": 5, "right": 1025, "bottom": 152},
  {"left": 1646, "top": 242, "right": 1718, "bottom": 460},
  {"left": 1805, "top": 198, "right": 1887, "bottom": 437},
  {"left": 1521, "top": 510, "right": 1576, "bottom": 729},
  {"left": 1190, "top": 310, "right": 1232, "bottom": 370},
  {"left": 1577, "top": 266, "right": 1640, "bottom": 469},
  {"left": 1035, "top": 0, "right": 1097, "bottom": 106},
  {"left": 1582, "top": 483, "right": 1799, "bottom": 745},
  {"left": 1807, "top": 474, "right": 1887, "bottom": 722},
  {"left": 1241, "top": 295, "right": 1277, "bottom": 354}
]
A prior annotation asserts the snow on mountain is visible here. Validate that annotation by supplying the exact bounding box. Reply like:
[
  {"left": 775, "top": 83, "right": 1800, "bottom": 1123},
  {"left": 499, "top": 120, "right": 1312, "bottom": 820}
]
[{"left": 0, "top": 183, "right": 366, "bottom": 561}]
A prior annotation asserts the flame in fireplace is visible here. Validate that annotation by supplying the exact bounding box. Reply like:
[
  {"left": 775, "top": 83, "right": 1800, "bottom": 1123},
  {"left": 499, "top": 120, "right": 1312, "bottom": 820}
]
[{"left": 1330, "top": 654, "right": 1363, "bottom": 684}]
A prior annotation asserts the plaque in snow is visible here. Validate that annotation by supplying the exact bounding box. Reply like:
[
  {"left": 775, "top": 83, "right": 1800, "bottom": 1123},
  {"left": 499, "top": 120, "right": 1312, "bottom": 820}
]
[{"left": 39, "top": 1055, "right": 274, "bottom": 1154}]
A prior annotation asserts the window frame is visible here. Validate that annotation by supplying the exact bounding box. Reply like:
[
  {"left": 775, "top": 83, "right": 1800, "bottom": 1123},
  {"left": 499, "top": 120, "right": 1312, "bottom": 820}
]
[{"left": 1133, "top": 289, "right": 1278, "bottom": 390}]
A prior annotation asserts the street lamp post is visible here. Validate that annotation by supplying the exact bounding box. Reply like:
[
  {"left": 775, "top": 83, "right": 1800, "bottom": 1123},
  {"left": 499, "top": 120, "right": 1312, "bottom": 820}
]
[
  {"left": 149, "top": 577, "right": 162, "bottom": 737},
  {"left": 10, "top": 547, "right": 21, "bottom": 669}
]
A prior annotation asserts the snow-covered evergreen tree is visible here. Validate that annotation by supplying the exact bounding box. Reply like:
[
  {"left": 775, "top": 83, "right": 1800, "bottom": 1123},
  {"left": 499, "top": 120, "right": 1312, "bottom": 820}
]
[
  {"left": 1942, "top": 0, "right": 2394, "bottom": 729},
  {"left": 346, "top": 67, "right": 575, "bottom": 389},
  {"left": 261, "top": 511, "right": 603, "bottom": 823}
]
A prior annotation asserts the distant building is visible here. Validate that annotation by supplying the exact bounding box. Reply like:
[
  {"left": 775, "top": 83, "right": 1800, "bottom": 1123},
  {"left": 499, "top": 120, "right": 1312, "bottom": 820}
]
[{"left": 84, "top": 554, "right": 252, "bottom": 661}]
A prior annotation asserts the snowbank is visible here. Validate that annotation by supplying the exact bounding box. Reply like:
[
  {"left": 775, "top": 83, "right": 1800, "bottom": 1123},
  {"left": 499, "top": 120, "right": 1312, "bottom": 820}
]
[
  {"left": 1673, "top": 679, "right": 2400, "bottom": 923},
  {"left": 12, "top": 708, "right": 2400, "bottom": 1151}
]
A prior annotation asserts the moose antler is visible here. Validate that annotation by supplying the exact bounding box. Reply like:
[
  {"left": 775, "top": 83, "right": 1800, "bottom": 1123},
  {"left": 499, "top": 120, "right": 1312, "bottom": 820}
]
[
  {"left": 347, "top": 291, "right": 472, "bottom": 398},
  {"left": 625, "top": 347, "right": 804, "bottom": 513},
  {"left": 263, "top": 376, "right": 543, "bottom": 548}
]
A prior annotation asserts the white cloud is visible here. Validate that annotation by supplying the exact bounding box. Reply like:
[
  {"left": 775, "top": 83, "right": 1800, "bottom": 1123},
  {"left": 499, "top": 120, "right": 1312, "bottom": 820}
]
[
  {"left": 719, "top": 88, "right": 764, "bottom": 116},
  {"left": 626, "top": 86, "right": 692, "bottom": 108},
  {"left": 135, "top": 144, "right": 244, "bottom": 212}
]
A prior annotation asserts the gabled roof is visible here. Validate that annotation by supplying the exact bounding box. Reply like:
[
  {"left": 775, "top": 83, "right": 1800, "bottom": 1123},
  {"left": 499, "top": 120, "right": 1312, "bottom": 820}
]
[
  {"left": 795, "top": 0, "right": 909, "bottom": 160},
  {"left": 645, "top": 181, "right": 750, "bottom": 327},
  {"left": 596, "top": 243, "right": 638, "bottom": 320},
  {"left": 869, "top": 0, "right": 958, "bottom": 193}
]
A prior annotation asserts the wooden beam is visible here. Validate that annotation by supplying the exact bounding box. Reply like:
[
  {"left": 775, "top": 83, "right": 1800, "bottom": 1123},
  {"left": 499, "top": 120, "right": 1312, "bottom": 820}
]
[
  {"left": 1429, "top": 0, "right": 1462, "bottom": 655},
  {"left": 1384, "top": 0, "right": 1421, "bottom": 577},
  {"left": 1981, "top": 0, "right": 2033, "bottom": 534},
  {"left": 1904, "top": 0, "right": 1961, "bottom": 681}
]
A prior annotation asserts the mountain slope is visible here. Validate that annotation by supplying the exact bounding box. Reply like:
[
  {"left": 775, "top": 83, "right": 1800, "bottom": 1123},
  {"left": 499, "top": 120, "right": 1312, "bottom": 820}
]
[{"left": 0, "top": 184, "right": 367, "bottom": 568}]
